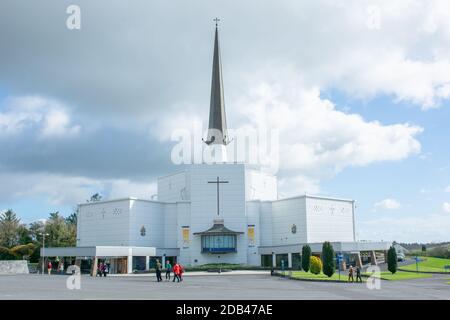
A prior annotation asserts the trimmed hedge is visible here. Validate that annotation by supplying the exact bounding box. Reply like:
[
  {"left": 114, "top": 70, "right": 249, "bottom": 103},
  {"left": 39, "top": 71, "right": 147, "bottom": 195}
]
[{"left": 310, "top": 256, "right": 322, "bottom": 275}]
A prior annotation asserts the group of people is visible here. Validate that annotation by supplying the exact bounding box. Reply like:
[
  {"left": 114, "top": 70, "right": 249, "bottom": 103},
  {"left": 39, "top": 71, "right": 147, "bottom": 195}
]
[
  {"left": 46, "top": 260, "right": 65, "bottom": 275},
  {"left": 96, "top": 262, "right": 109, "bottom": 277},
  {"left": 155, "top": 259, "right": 184, "bottom": 282},
  {"left": 347, "top": 265, "right": 362, "bottom": 283}
]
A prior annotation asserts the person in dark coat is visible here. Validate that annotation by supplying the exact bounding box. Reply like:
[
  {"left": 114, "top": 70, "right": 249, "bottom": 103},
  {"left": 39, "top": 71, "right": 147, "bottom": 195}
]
[
  {"left": 102, "top": 262, "right": 109, "bottom": 277},
  {"left": 97, "top": 262, "right": 102, "bottom": 277},
  {"left": 155, "top": 259, "right": 163, "bottom": 282},
  {"left": 356, "top": 266, "right": 362, "bottom": 283}
]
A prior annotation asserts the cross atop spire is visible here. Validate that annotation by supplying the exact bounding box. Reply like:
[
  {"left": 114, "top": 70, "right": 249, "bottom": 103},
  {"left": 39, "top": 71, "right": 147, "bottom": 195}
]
[{"left": 203, "top": 19, "right": 229, "bottom": 146}]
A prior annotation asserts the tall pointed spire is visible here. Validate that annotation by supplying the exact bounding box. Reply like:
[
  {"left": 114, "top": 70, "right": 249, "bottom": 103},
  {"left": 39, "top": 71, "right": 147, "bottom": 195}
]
[{"left": 204, "top": 19, "right": 228, "bottom": 145}]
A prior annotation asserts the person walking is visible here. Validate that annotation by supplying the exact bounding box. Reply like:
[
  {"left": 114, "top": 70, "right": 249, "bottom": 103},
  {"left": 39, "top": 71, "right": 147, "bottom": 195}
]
[
  {"left": 348, "top": 265, "right": 354, "bottom": 283},
  {"left": 102, "top": 262, "right": 109, "bottom": 277},
  {"left": 356, "top": 266, "right": 362, "bottom": 283},
  {"left": 165, "top": 260, "right": 172, "bottom": 281},
  {"left": 97, "top": 262, "right": 103, "bottom": 277},
  {"left": 155, "top": 259, "right": 163, "bottom": 282},
  {"left": 178, "top": 264, "right": 185, "bottom": 282},
  {"left": 47, "top": 261, "right": 52, "bottom": 275},
  {"left": 172, "top": 263, "right": 180, "bottom": 282},
  {"left": 58, "top": 261, "right": 64, "bottom": 275}
]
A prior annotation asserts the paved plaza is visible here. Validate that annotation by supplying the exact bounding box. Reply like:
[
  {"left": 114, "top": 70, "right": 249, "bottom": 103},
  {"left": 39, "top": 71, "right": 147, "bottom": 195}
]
[{"left": 0, "top": 271, "right": 449, "bottom": 300}]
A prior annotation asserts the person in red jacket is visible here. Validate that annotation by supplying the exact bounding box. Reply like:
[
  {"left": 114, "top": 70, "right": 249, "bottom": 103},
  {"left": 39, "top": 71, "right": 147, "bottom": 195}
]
[
  {"left": 172, "top": 263, "right": 180, "bottom": 282},
  {"left": 178, "top": 264, "right": 185, "bottom": 282},
  {"left": 47, "top": 261, "right": 52, "bottom": 275}
]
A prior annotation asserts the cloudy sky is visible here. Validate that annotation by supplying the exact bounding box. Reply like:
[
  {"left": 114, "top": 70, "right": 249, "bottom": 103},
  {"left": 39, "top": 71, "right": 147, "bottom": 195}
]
[{"left": 0, "top": 0, "right": 449, "bottom": 242}]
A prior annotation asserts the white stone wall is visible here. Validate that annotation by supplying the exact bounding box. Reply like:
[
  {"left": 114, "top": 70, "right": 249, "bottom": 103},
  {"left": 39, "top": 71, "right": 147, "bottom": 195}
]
[
  {"left": 245, "top": 168, "right": 278, "bottom": 201},
  {"left": 157, "top": 170, "right": 190, "bottom": 202},
  {"left": 271, "top": 197, "right": 307, "bottom": 246},
  {"left": 189, "top": 163, "right": 247, "bottom": 265},
  {"left": 176, "top": 201, "right": 191, "bottom": 265},
  {"left": 129, "top": 199, "right": 164, "bottom": 247},
  {"left": 305, "top": 196, "right": 355, "bottom": 243},
  {"left": 245, "top": 201, "right": 261, "bottom": 265},
  {"left": 258, "top": 201, "right": 273, "bottom": 247},
  {"left": 0, "top": 260, "right": 29, "bottom": 274},
  {"left": 77, "top": 199, "right": 131, "bottom": 246},
  {"left": 163, "top": 202, "right": 179, "bottom": 248}
]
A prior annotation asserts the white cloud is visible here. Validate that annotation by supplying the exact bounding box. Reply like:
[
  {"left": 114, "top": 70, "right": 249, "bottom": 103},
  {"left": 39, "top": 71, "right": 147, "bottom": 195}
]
[
  {"left": 445, "top": 186, "right": 450, "bottom": 193},
  {"left": 1, "top": 1, "right": 450, "bottom": 118},
  {"left": 443, "top": 202, "right": 450, "bottom": 213},
  {"left": 358, "top": 213, "right": 450, "bottom": 243},
  {"left": 374, "top": 198, "right": 402, "bottom": 210},
  {"left": 303, "top": 1, "right": 450, "bottom": 109},
  {"left": 228, "top": 79, "right": 422, "bottom": 193},
  {"left": 0, "top": 172, "right": 156, "bottom": 207},
  {"left": 0, "top": 95, "right": 80, "bottom": 138},
  {"left": 278, "top": 175, "right": 320, "bottom": 198},
  {"left": 157, "top": 76, "right": 423, "bottom": 196},
  {"left": 40, "top": 109, "right": 80, "bottom": 137}
]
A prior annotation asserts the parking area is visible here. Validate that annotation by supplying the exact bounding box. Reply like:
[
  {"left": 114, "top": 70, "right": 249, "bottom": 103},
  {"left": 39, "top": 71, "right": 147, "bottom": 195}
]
[{"left": 0, "top": 272, "right": 449, "bottom": 300}]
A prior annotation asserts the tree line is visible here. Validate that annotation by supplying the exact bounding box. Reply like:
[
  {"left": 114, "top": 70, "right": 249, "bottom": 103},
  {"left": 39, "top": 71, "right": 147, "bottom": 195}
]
[
  {"left": 0, "top": 193, "right": 104, "bottom": 262},
  {"left": 0, "top": 209, "right": 77, "bottom": 263}
]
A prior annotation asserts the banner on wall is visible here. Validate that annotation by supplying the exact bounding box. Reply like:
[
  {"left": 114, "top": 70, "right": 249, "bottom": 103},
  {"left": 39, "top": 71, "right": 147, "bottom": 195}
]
[
  {"left": 247, "top": 225, "right": 255, "bottom": 246},
  {"left": 182, "top": 226, "right": 190, "bottom": 247}
]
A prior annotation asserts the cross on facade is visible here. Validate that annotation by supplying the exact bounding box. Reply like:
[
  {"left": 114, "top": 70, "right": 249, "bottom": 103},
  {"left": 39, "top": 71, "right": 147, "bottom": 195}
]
[
  {"left": 208, "top": 176, "right": 229, "bottom": 216},
  {"left": 213, "top": 17, "right": 220, "bottom": 26}
]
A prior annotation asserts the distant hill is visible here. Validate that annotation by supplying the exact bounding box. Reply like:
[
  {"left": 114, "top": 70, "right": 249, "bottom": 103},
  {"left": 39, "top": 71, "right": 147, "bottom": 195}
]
[{"left": 397, "top": 242, "right": 450, "bottom": 251}]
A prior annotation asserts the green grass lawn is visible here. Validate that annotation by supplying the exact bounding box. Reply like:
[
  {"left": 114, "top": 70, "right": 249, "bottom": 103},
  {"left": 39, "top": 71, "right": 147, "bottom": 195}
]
[
  {"left": 290, "top": 270, "right": 431, "bottom": 282},
  {"left": 290, "top": 271, "right": 361, "bottom": 282},
  {"left": 400, "top": 256, "right": 450, "bottom": 273},
  {"left": 364, "top": 271, "right": 432, "bottom": 281}
]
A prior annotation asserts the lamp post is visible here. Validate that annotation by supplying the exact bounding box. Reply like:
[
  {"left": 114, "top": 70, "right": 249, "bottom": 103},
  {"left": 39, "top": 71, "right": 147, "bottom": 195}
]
[
  {"left": 271, "top": 251, "right": 275, "bottom": 275},
  {"left": 218, "top": 255, "right": 221, "bottom": 274},
  {"left": 217, "top": 237, "right": 222, "bottom": 274},
  {"left": 40, "top": 232, "right": 50, "bottom": 275}
]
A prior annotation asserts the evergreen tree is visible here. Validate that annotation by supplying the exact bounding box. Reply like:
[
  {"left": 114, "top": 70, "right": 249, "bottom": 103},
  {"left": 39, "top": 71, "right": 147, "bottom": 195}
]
[
  {"left": 322, "top": 241, "right": 335, "bottom": 277},
  {"left": 0, "top": 209, "right": 21, "bottom": 248},
  {"left": 29, "top": 221, "right": 45, "bottom": 242},
  {"left": 65, "top": 211, "right": 78, "bottom": 225},
  {"left": 89, "top": 193, "right": 102, "bottom": 202},
  {"left": 45, "top": 211, "right": 76, "bottom": 247},
  {"left": 387, "top": 246, "right": 398, "bottom": 274},
  {"left": 301, "top": 245, "right": 311, "bottom": 272}
]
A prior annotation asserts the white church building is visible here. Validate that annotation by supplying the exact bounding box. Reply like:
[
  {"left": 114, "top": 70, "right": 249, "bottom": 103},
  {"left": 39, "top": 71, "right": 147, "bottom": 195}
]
[{"left": 42, "top": 23, "right": 390, "bottom": 274}]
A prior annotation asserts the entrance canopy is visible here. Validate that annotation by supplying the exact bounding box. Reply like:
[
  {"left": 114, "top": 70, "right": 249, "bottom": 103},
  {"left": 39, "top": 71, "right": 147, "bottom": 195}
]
[
  {"left": 40, "top": 246, "right": 156, "bottom": 258},
  {"left": 193, "top": 218, "right": 244, "bottom": 236}
]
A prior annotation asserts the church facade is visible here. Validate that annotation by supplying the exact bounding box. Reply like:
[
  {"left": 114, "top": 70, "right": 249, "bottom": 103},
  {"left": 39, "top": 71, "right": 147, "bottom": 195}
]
[
  {"left": 76, "top": 163, "right": 356, "bottom": 268},
  {"left": 42, "top": 23, "right": 390, "bottom": 274}
]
